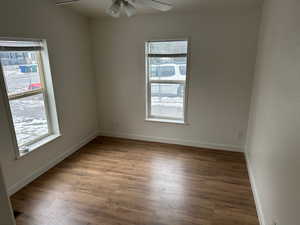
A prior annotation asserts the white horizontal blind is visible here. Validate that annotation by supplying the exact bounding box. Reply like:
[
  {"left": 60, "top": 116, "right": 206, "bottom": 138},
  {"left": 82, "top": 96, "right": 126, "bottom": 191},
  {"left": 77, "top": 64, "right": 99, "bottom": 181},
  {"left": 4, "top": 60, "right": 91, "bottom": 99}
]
[{"left": 0, "top": 40, "right": 42, "bottom": 51}]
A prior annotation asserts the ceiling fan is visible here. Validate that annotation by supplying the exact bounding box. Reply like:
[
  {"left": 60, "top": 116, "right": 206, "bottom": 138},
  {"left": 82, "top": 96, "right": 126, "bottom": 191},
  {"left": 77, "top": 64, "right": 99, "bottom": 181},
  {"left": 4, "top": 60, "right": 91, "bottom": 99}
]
[{"left": 55, "top": 0, "right": 173, "bottom": 18}]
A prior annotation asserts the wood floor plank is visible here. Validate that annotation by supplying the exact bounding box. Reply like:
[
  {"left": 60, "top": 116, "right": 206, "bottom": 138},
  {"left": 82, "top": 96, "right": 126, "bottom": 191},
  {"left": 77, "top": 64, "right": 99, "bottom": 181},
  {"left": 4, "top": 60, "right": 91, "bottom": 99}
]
[{"left": 11, "top": 136, "right": 259, "bottom": 225}]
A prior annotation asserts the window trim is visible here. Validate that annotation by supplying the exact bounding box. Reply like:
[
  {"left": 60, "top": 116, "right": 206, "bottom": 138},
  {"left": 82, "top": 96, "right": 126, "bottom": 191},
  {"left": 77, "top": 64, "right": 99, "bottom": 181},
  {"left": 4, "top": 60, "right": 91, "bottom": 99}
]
[
  {"left": 0, "top": 38, "right": 61, "bottom": 158},
  {"left": 145, "top": 39, "right": 190, "bottom": 124}
]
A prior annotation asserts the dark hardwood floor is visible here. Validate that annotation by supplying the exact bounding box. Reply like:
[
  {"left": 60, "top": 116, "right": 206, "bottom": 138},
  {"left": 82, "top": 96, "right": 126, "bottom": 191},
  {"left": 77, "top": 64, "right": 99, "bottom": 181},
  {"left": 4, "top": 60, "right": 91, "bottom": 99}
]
[{"left": 11, "top": 137, "right": 259, "bottom": 225}]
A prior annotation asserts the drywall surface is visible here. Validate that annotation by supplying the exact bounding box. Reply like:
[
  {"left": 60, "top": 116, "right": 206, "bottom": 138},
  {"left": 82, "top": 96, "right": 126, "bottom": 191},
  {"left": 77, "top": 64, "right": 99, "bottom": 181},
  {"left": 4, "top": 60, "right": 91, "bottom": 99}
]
[
  {"left": 0, "top": 0, "right": 98, "bottom": 192},
  {"left": 90, "top": 9, "right": 261, "bottom": 151},
  {"left": 0, "top": 166, "right": 15, "bottom": 225},
  {"left": 246, "top": 0, "right": 300, "bottom": 225}
]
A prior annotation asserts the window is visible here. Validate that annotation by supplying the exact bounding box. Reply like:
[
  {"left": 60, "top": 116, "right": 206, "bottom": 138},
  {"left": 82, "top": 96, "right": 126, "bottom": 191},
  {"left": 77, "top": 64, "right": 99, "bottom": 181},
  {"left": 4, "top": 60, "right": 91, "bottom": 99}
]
[
  {"left": 145, "top": 40, "right": 189, "bottom": 123},
  {"left": 0, "top": 39, "right": 60, "bottom": 157}
]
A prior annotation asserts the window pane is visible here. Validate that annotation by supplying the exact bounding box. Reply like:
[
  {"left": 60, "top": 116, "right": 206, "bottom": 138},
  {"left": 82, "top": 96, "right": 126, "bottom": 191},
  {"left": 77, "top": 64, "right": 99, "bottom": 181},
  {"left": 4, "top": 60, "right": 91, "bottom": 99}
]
[
  {"left": 0, "top": 51, "right": 42, "bottom": 95},
  {"left": 148, "top": 41, "right": 188, "bottom": 54},
  {"left": 150, "top": 83, "right": 184, "bottom": 119},
  {"left": 179, "top": 65, "right": 187, "bottom": 76},
  {"left": 9, "top": 94, "right": 49, "bottom": 148},
  {"left": 149, "top": 57, "right": 187, "bottom": 81}
]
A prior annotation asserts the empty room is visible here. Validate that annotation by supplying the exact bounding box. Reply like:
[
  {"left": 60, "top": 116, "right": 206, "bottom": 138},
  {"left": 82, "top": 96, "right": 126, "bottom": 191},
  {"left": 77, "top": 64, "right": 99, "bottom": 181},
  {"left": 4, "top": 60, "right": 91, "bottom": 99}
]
[{"left": 0, "top": 0, "right": 299, "bottom": 225}]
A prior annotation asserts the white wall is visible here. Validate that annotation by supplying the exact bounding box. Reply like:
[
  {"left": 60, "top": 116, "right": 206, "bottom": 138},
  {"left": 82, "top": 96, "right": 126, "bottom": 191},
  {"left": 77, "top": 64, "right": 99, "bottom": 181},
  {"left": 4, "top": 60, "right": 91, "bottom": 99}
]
[
  {"left": 90, "top": 9, "right": 261, "bottom": 151},
  {"left": 0, "top": 0, "right": 99, "bottom": 193},
  {"left": 246, "top": 0, "right": 300, "bottom": 225},
  {"left": 0, "top": 165, "right": 15, "bottom": 225}
]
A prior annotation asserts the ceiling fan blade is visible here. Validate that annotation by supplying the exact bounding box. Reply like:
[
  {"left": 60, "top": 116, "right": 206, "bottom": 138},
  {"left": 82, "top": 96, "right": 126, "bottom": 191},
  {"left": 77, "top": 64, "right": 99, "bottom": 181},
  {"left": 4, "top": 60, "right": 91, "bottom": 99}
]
[
  {"left": 131, "top": 0, "right": 172, "bottom": 11},
  {"left": 106, "top": 0, "right": 122, "bottom": 18},
  {"left": 55, "top": 0, "right": 80, "bottom": 6},
  {"left": 124, "top": 1, "right": 137, "bottom": 17}
]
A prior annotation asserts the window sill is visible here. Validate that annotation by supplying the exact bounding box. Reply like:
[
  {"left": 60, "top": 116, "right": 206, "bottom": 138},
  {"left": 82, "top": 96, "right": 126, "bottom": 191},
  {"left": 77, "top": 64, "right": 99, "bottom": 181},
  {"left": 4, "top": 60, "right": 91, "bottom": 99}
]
[
  {"left": 145, "top": 118, "right": 187, "bottom": 125},
  {"left": 17, "top": 133, "right": 61, "bottom": 159}
]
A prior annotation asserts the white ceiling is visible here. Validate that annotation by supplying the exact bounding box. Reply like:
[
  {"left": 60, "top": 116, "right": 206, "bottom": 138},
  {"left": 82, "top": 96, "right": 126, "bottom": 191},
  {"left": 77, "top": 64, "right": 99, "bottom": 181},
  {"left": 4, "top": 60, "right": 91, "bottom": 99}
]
[{"left": 57, "top": 0, "right": 263, "bottom": 18}]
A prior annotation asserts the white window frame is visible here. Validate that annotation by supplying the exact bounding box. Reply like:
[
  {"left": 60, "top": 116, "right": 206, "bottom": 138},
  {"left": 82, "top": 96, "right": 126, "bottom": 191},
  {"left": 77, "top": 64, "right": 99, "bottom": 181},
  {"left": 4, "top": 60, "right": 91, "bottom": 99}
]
[
  {"left": 145, "top": 39, "right": 190, "bottom": 124},
  {"left": 0, "top": 38, "right": 61, "bottom": 158}
]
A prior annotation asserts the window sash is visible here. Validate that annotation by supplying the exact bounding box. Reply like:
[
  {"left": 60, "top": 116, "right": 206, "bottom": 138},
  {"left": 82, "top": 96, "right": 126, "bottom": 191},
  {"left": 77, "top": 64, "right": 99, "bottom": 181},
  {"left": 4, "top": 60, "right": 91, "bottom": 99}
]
[
  {"left": 8, "top": 88, "right": 44, "bottom": 100},
  {"left": 7, "top": 90, "right": 52, "bottom": 149},
  {"left": 8, "top": 91, "right": 52, "bottom": 149},
  {"left": 18, "top": 97, "right": 52, "bottom": 150},
  {"left": 147, "top": 81, "right": 186, "bottom": 121},
  {"left": 148, "top": 83, "right": 186, "bottom": 120},
  {"left": 2, "top": 49, "right": 46, "bottom": 98}
]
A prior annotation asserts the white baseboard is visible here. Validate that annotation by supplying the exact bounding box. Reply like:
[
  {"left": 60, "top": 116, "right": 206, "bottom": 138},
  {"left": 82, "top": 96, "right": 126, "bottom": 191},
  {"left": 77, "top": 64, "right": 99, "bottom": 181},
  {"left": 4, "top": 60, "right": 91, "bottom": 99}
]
[
  {"left": 99, "top": 131, "right": 244, "bottom": 152},
  {"left": 8, "top": 131, "right": 98, "bottom": 196},
  {"left": 245, "top": 152, "right": 266, "bottom": 225}
]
